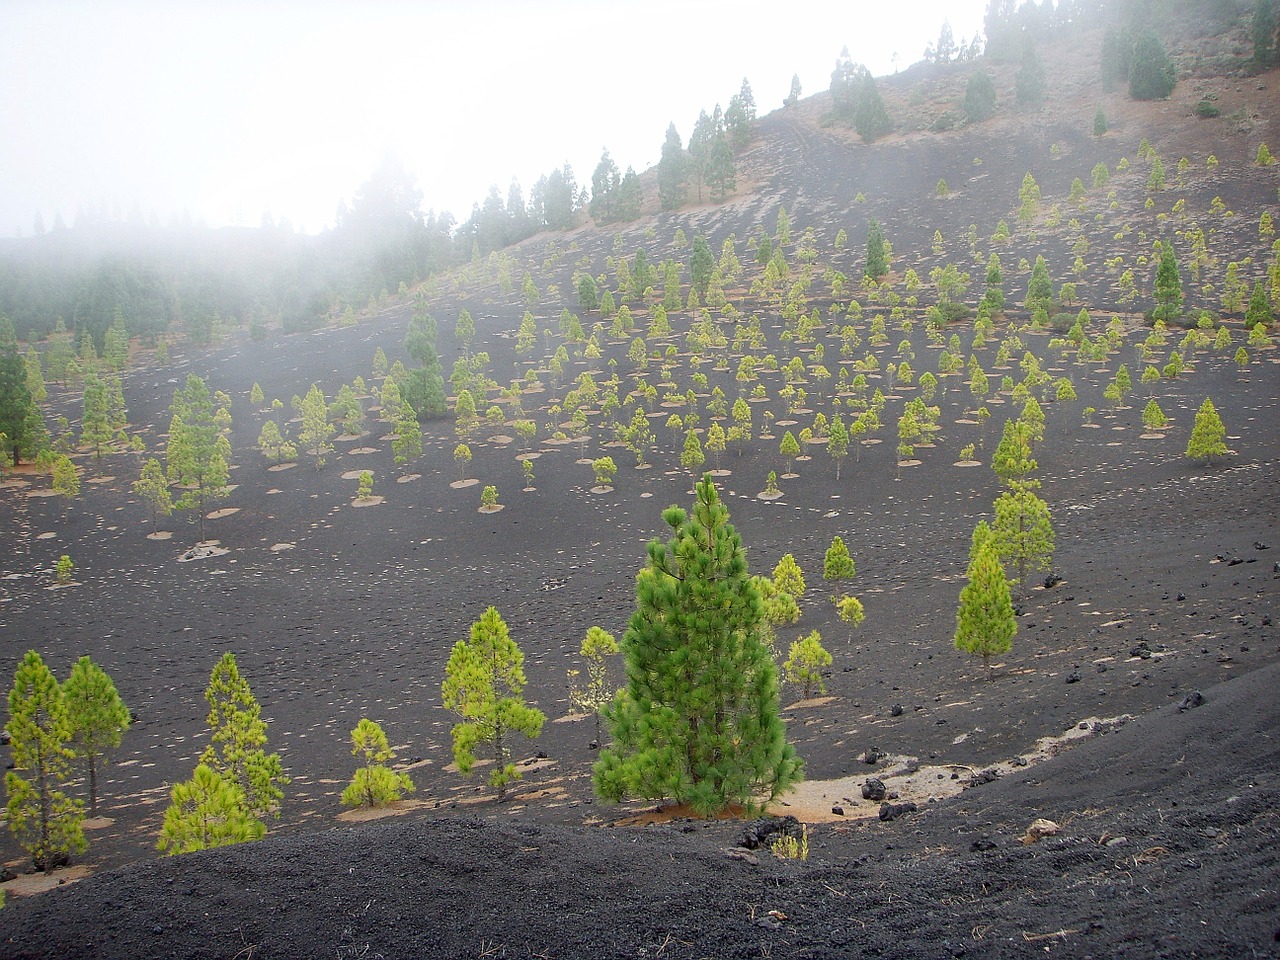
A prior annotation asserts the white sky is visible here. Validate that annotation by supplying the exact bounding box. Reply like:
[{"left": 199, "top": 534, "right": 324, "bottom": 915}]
[{"left": 0, "top": 1, "right": 987, "bottom": 237}]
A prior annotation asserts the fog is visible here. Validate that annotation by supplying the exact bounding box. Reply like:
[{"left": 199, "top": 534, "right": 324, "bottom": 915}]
[{"left": 0, "top": 1, "right": 986, "bottom": 238}]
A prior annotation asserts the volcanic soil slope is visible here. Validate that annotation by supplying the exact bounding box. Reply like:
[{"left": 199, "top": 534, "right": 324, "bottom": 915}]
[{"left": 2, "top": 21, "right": 1280, "bottom": 960}]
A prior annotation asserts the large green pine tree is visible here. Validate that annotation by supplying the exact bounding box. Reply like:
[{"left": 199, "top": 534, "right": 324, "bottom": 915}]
[
  {"left": 5, "top": 650, "right": 87, "bottom": 870},
  {"left": 865, "top": 219, "right": 888, "bottom": 280},
  {"left": 594, "top": 476, "right": 802, "bottom": 816}
]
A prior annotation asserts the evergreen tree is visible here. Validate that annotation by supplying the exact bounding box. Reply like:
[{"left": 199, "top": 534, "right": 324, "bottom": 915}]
[
  {"left": 298, "top": 383, "right": 334, "bottom": 469},
  {"left": 5, "top": 651, "right": 86, "bottom": 870},
  {"left": 199, "top": 653, "right": 288, "bottom": 820},
  {"left": 992, "top": 418, "right": 1038, "bottom": 488},
  {"left": 132, "top": 458, "right": 173, "bottom": 527},
  {"left": 823, "top": 535, "right": 855, "bottom": 583},
  {"left": 1129, "top": 31, "right": 1176, "bottom": 100},
  {"left": 865, "top": 219, "right": 888, "bottom": 280},
  {"left": 782, "top": 631, "right": 833, "bottom": 698},
  {"left": 772, "top": 553, "right": 806, "bottom": 600},
  {"left": 954, "top": 538, "right": 1016, "bottom": 680},
  {"left": 616, "top": 166, "right": 643, "bottom": 221},
  {"left": 827, "top": 414, "right": 849, "bottom": 478},
  {"left": 80, "top": 371, "right": 114, "bottom": 458},
  {"left": 166, "top": 374, "right": 230, "bottom": 542},
  {"left": 1016, "top": 45, "right": 1046, "bottom": 106},
  {"left": 441, "top": 606, "right": 545, "bottom": 800},
  {"left": 403, "top": 308, "right": 446, "bottom": 417},
  {"left": 680, "top": 430, "right": 705, "bottom": 473},
  {"left": 568, "top": 626, "right": 620, "bottom": 746},
  {"left": 1094, "top": 105, "right": 1109, "bottom": 136},
  {"left": 594, "top": 477, "right": 802, "bottom": 815},
  {"left": 992, "top": 485, "right": 1055, "bottom": 592},
  {"left": 1185, "top": 397, "right": 1227, "bottom": 464},
  {"left": 1153, "top": 242, "right": 1184, "bottom": 322},
  {"left": 157, "top": 764, "right": 265, "bottom": 855},
  {"left": 340, "top": 718, "right": 414, "bottom": 809},
  {"left": 1255, "top": 0, "right": 1277, "bottom": 67},
  {"left": 0, "top": 324, "right": 36, "bottom": 464},
  {"left": 657, "top": 123, "right": 688, "bottom": 211},
  {"left": 62, "top": 656, "right": 131, "bottom": 817},
  {"left": 589, "top": 148, "right": 621, "bottom": 222},
  {"left": 853, "top": 68, "right": 891, "bottom": 142},
  {"left": 690, "top": 235, "right": 714, "bottom": 299},
  {"left": 707, "top": 132, "right": 737, "bottom": 202},
  {"left": 964, "top": 69, "right": 998, "bottom": 122},
  {"left": 392, "top": 411, "right": 423, "bottom": 465}
]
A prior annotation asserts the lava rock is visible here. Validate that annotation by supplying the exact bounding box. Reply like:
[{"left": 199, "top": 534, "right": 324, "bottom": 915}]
[
  {"left": 970, "top": 837, "right": 998, "bottom": 852},
  {"left": 740, "top": 815, "right": 804, "bottom": 851},
  {"left": 861, "top": 778, "right": 887, "bottom": 802},
  {"left": 862, "top": 747, "right": 885, "bottom": 764},
  {"left": 890, "top": 703, "right": 904, "bottom": 717},
  {"left": 1065, "top": 672, "right": 1082, "bottom": 684},
  {"left": 968, "top": 768, "right": 1001, "bottom": 787},
  {"left": 1177, "top": 690, "right": 1206, "bottom": 712},
  {"left": 878, "top": 801, "right": 917, "bottom": 822},
  {"left": 1044, "top": 572, "right": 1063, "bottom": 589},
  {"left": 832, "top": 805, "right": 845, "bottom": 816}
]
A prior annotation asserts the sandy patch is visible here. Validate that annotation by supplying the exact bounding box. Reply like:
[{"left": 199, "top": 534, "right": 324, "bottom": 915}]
[
  {"left": 146, "top": 531, "right": 173, "bottom": 540},
  {"left": 478, "top": 504, "right": 505, "bottom": 513},
  {"left": 352, "top": 496, "right": 385, "bottom": 508},
  {"left": 206, "top": 507, "right": 239, "bottom": 520},
  {"left": 396, "top": 474, "right": 421, "bottom": 483},
  {"left": 270, "top": 543, "right": 295, "bottom": 552},
  {"left": 450, "top": 478, "right": 479, "bottom": 489},
  {"left": 2, "top": 865, "right": 93, "bottom": 897},
  {"left": 336, "top": 798, "right": 432, "bottom": 823},
  {"left": 267, "top": 463, "right": 298, "bottom": 472},
  {"left": 177, "top": 543, "right": 230, "bottom": 563}
]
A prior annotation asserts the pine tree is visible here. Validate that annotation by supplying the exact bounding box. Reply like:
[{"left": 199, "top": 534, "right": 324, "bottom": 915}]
[
  {"left": 5, "top": 651, "right": 87, "bottom": 870},
  {"left": 166, "top": 374, "right": 229, "bottom": 542},
  {"left": 772, "top": 553, "right": 806, "bottom": 600},
  {"left": 954, "top": 539, "right": 1016, "bottom": 680},
  {"left": 157, "top": 764, "right": 265, "bottom": 854},
  {"left": 680, "top": 430, "right": 705, "bottom": 473},
  {"left": 992, "top": 486, "right": 1055, "bottom": 592},
  {"left": 340, "top": 719, "right": 414, "bottom": 809},
  {"left": 297, "top": 383, "right": 334, "bottom": 468},
  {"left": 62, "top": 657, "right": 131, "bottom": 817},
  {"left": 594, "top": 477, "right": 802, "bottom": 815},
  {"left": 1129, "top": 31, "right": 1176, "bottom": 100},
  {"left": 823, "top": 535, "right": 855, "bottom": 583},
  {"left": 0, "top": 325, "right": 36, "bottom": 465},
  {"left": 441, "top": 606, "right": 545, "bottom": 800},
  {"left": 657, "top": 123, "right": 688, "bottom": 211},
  {"left": 392, "top": 412, "right": 423, "bottom": 465},
  {"left": 1185, "top": 397, "right": 1227, "bottom": 464},
  {"left": 199, "top": 653, "right": 288, "bottom": 820},
  {"left": 827, "top": 413, "right": 849, "bottom": 478},
  {"left": 1153, "top": 242, "right": 1184, "bottom": 322},
  {"left": 568, "top": 626, "right": 620, "bottom": 746},
  {"left": 132, "top": 458, "right": 173, "bottom": 527},
  {"left": 865, "top": 219, "right": 888, "bottom": 280},
  {"left": 783, "top": 631, "right": 833, "bottom": 698},
  {"left": 992, "top": 418, "right": 1038, "bottom": 488}
]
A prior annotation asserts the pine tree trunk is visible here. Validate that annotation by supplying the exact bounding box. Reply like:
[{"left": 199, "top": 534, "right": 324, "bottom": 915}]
[{"left": 89, "top": 757, "right": 98, "bottom": 817}]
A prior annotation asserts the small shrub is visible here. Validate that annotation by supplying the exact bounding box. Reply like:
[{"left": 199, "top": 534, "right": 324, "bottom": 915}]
[
  {"left": 771, "top": 826, "right": 809, "bottom": 861},
  {"left": 1195, "top": 98, "right": 1220, "bottom": 118}
]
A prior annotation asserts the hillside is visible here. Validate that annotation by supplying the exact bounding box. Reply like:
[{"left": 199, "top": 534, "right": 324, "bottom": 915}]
[{"left": 2, "top": 11, "right": 1279, "bottom": 959}]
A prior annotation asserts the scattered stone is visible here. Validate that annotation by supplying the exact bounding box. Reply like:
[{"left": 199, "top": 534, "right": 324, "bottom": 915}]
[
  {"left": 970, "top": 837, "right": 998, "bottom": 852},
  {"left": 968, "top": 768, "right": 1000, "bottom": 787},
  {"left": 1177, "top": 690, "right": 1206, "bottom": 712},
  {"left": 831, "top": 805, "right": 845, "bottom": 817},
  {"left": 1130, "top": 642, "right": 1152, "bottom": 660},
  {"left": 1255, "top": 542, "right": 1270, "bottom": 551},
  {"left": 1104, "top": 836, "right": 1128, "bottom": 847},
  {"left": 861, "top": 778, "right": 886, "bottom": 802},
  {"left": 740, "top": 815, "right": 803, "bottom": 850},
  {"left": 878, "top": 801, "right": 917, "bottom": 822},
  {"left": 1065, "top": 672, "right": 1082, "bottom": 684},
  {"left": 1022, "top": 818, "right": 1061, "bottom": 844},
  {"left": 753, "top": 916, "right": 782, "bottom": 931},
  {"left": 1227, "top": 556, "right": 1244, "bottom": 567},
  {"left": 1044, "top": 572, "right": 1063, "bottom": 589},
  {"left": 724, "top": 849, "right": 760, "bottom": 866},
  {"left": 862, "top": 747, "right": 885, "bottom": 764},
  {"left": 890, "top": 703, "right": 903, "bottom": 717}
]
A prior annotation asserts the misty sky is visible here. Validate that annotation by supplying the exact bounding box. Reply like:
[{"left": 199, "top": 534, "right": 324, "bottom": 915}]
[{"left": 0, "top": 1, "right": 987, "bottom": 238}]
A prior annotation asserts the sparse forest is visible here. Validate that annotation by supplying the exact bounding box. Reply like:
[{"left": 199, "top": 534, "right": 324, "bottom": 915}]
[{"left": 2, "top": 1, "right": 1278, "bottom": 956}]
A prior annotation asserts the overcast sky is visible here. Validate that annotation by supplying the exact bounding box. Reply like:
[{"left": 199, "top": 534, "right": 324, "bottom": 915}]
[{"left": 0, "top": 1, "right": 987, "bottom": 237}]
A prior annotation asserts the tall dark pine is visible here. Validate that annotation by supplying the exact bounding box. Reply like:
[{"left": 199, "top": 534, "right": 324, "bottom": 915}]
[
  {"left": 593, "top": 476, "right": 803, "bottom": 816},
  {"left": 657, "top": 123, "right": 688, "bottom": 211},
  {"left": 0, "top": 324, "right": 35, "bottom": 464}
]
